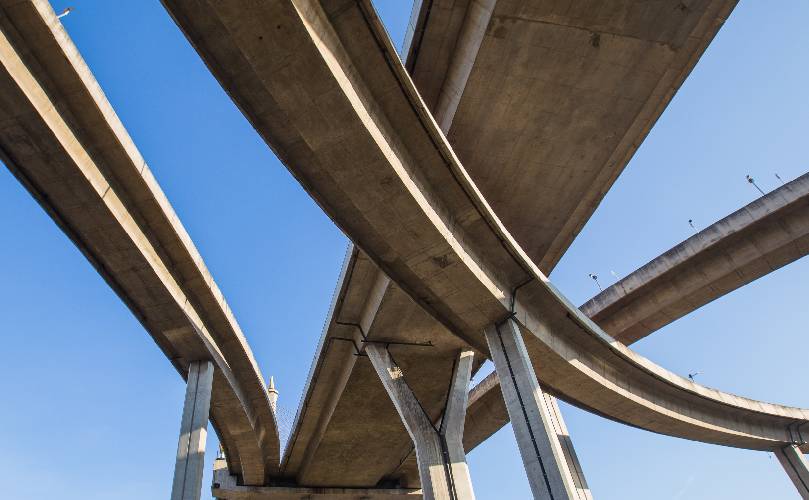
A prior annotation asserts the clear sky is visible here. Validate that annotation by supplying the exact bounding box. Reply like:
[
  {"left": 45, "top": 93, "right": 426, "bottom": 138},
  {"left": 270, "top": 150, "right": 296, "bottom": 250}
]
[{"left": 0, "top": 1, "right": 807, "bottom": 499}]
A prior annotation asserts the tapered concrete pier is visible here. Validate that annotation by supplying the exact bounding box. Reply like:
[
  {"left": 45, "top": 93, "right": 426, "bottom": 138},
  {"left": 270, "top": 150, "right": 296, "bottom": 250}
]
[
  {"left": 484, "top": 320, "right": 577, "bottom": 500},
  {"left": 367, "top": 345, "right": 476, "bottom": 500},
  {"left": 776, "top": 444, "right": 809, "bottom": 498},
  {"left": 172, "top": 361, "right": 214, "bottom": 500}
]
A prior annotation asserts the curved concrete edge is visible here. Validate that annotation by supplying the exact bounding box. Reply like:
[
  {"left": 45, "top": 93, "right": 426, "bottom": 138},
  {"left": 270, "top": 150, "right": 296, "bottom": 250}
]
[
  {"left": 353, "top": 0, "right": 809, "bottom": 430},
  {"left": 402, "top": 0, "right": 469, "bottom": 111},
  {"left": 405, "top": 0, "right": 739, "bottom": 274},
  {"left": 538, "top": 0, "right": 739, "bottom": 273},
  {"left": 280, "top": 245, "right": 372, "bottom": 476},
  {"left": 282, "top": 1, "right": 492, "bottom": 479},
  {"left": 0, "top": 0, "right": 279, "bottom": 482},
  {"left": 362, "top": 0, "right": 809, "bottom": 432},
  {"left": 581, "top": 171, "right": 809, "bottom": 344},
  {"left": 464, "top": 172, "right": 809, "bottom": 452},
  {"left": 161, "top": 0, "right": 809, "bottom": 479},
  {"left": 403, "top": 0, "right": 494, "bottom": 133}
]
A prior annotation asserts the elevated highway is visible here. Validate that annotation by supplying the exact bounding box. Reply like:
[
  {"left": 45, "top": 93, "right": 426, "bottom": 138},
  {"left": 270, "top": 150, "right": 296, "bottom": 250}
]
[
  {"left": 0, "top": 0, "right": 279, "bottom": 485},
  {"left": 162, "top": 0, "right": 809, "bottom": 493},
  {"left": 404, "top": 0, "right": 738, "bottom": 272},
  {"left": 161, "top": 0, "right": 746, "bottom": 488},
  {"left": 582, "top": 172, "right": 809, "bottom": 345},
  {"left": 464, "top": 171, "right": 809, "bottom": 452}
]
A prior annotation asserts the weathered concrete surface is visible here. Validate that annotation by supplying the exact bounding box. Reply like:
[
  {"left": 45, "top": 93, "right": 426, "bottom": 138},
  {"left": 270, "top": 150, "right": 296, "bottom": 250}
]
[
  {"left": 367, "top": 345, "right": 476, "bottom": 500},
  {"left": 0, "top": 0, "right": 278, "bottom": 484},
  {"left": 463, "top": 172, "right": 809, "bottom": 453},
  {"left": 212, "top": 459, "right": 422, "bottom": 499},
  {"left": 485, "top": 320, "right": 577, "bottom": 500},
  {"left": 269, "top": 0, "right": 746, "bottom": 488},
  {"left": 280, "top": 249, "right": 479, "bottom": 488},
  {"left": 173, "top": 361, "right": 215, "bottom": 500},
  {"left": 775, "top": 445, "right": 809, "bottom": 499},
  {"left": 162, "top": 1, "right": 809, "bottom": 488},
  {"left": 582, "top": 172, "right": 809, "bottom": 344},
  {"left": 543, "top": 391, "right": 592, "bottom": 500},
  {"left": 406, "top": 0, "right": 738, "bottom": 273}
]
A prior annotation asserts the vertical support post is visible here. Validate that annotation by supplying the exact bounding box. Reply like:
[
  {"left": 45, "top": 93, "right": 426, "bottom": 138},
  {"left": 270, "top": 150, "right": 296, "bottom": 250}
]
[
  {"left": 543, "top": 394, "right": 592, "bottom": 499},
  {"left": 366, "top": 344, "right": 476, "bottom": 500},
  {"left": 484, "top": 319, "right": 576, "bottom": 500},
  {"left": 171, "top": 360, "right": 214, "bottom": 500},
  {"left": 440, "top": 350, "right": 476, "bottom": 500},
  {"left": 776, "top": 444, "right": 809, "bottom": 498}
]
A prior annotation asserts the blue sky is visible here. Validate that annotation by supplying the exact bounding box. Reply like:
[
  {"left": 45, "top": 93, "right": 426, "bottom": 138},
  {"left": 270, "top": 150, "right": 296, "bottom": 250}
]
[{"left": 0, "top": 1, "right": 807, "bottom": 498}]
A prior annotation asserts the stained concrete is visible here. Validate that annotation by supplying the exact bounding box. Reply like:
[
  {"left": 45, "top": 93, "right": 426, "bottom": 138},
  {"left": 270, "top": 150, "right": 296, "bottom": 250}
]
[
  {"left": 161, "top": 3, "right": 809, "bottom": 494},
  {"left": 407, "top": 0, "right": 739, "bottom": 273},
  {"left": 6, "top": 0, "right": 801, "bottom": 497},
  {"left": 266, "top": 0, "right": 751, "bottom": 488}
]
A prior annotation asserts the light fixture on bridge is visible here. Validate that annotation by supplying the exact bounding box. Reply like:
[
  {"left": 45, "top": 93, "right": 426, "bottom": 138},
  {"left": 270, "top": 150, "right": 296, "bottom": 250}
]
[
  {"left": 746, "top": 174, "right": 765, "bottom": 196},
  {"left": 588, "top": 273, "right": 602, "bottom": 292}
]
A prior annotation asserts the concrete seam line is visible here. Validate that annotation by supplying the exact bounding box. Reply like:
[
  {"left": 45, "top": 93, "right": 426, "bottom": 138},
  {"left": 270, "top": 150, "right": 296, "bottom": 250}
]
[{"left": 496, "top": 322, "right": 554, "bottom": 499}]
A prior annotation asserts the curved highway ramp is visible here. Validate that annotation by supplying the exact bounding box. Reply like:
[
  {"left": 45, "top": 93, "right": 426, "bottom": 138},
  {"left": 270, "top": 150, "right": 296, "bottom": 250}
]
[
  {"left": 159, "top": 0, "right": 809, "bottom": 499},
  {"left": 4, "top": 0, "right": 809, "bottom": 499},
  {"left": 0, "top": 0, "right": 280, "bottom": 489}
]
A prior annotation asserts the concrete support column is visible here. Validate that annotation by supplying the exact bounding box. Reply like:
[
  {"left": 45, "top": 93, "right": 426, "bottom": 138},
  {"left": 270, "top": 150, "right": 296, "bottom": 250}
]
[
  {"left": 366, "top": 345, "right": 476, "bottom": 500},
  {"left": 484, "top": 319, "right": 576, "bottom": 500},
  {"left": 776, "top": 444, "right": 809, "bottom": 498},
  {"left": 544, "top": 394, "right": 592, "bottom": 499},
  {"left": 171, "top": 360, "right": 215, "bottom": 500}
]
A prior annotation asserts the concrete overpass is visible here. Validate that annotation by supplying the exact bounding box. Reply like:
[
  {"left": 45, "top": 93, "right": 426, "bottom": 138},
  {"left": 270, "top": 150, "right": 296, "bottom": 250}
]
[
  {"left": 5, "top": 0, "right": 808, "bottom": 498},
  {"left": 161, "top": 0, "right": 809, "bottom": 498},
  {"left": 402, "top": 0, "right": 738, "bottom": 273},
  {"left": 0, "top": 0, "right": 279, "bottom": 489},
  {"left": 464, "top": 171, "right": 809, "bottom": 453}
]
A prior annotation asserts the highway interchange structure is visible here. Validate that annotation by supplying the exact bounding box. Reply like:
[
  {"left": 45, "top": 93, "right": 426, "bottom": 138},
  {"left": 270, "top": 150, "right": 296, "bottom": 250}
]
[{"left": 2, "top": 0, "right": 809, "bottom": 499}]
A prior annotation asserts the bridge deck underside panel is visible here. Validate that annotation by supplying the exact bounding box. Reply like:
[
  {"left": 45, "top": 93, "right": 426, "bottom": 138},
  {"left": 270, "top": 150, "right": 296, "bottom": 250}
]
[
  {"left": 410, "top": 0, "right": 738, "bottom": 273},
  {"left": 162, "top": 1, "right": 809, "bottom": 491}
]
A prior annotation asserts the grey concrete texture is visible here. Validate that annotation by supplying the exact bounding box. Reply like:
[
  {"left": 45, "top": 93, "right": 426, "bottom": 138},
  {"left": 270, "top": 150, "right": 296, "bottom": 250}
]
[
  {"left": 485, "top": 320, "right": 577, "bottom": 500},
  {"left": 0, "top": 0, "right": 279, "bottom": 485},
  {"left": 277, "top": 0, "right": 764, "bottom": 488},
  {"left": 582, "top": 171, "right": 809, "bottom": 344},
  {"left": 464, "top": 171, "right": 809, "bottom": 454},
  {"left": 407, "top": 0, "right": 739, "bottom": 274},
  {"left": 367, "top": 345, "right": 476, "bottom": 500},
  {"left": 281, "top": 250, "right": 478, "bottom": 488},
  {"left": 160, "top": 0, "right": 809, "bottom": 492},
  {"left": 212, "top": 459, "right": 422, "bottom": 499},
  {"left": 776, "top": 445, "right": 809, "bottom": 499},
  {"left": 3, "top": 0, "right": 804, "bottom": 497},
  {"left": 173, "top": 361, "right": 215, "bottom": 500}
]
